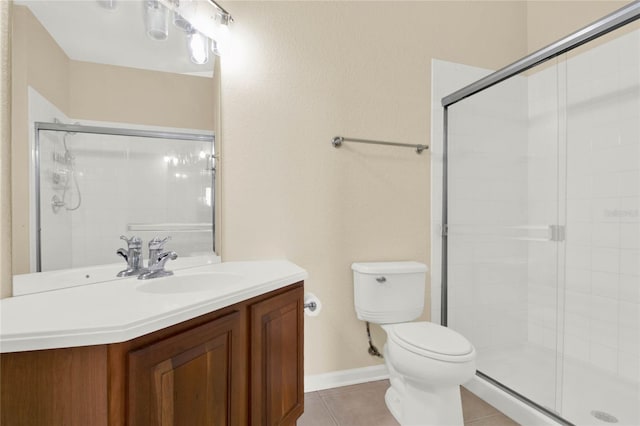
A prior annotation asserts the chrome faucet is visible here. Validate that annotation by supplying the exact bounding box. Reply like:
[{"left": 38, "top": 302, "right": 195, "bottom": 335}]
[
  {"left": 138, "top": 236, "right": 178, "bottom": 280},
  {"left": 147, "top": 236, "right": 171, "bottom": 269},
  {"left": 116, "top": 235, "right": 148, "bottom": 277}
]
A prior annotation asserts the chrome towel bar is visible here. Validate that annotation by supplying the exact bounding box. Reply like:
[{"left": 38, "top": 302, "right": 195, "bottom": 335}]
[{"left": 332, "top": 136, "right": 428, "bottom": 154}]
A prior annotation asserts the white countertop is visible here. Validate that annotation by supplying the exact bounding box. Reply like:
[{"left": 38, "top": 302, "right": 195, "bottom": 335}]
[{"left": 0, "top": 260, "right": 307, "bottom": 353}]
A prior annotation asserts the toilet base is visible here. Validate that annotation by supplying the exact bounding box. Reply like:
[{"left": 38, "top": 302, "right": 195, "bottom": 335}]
[{"left": 384, "top": 381, "right": 464, "bottom": 426}]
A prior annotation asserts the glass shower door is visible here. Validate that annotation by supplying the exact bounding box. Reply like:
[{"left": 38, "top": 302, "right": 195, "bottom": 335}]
[
  {"left": 446, "top": 61, "right": 564, "bottom": 413},
  {"left": 558, "top": 24, "right": 640, "bottom": 425}
]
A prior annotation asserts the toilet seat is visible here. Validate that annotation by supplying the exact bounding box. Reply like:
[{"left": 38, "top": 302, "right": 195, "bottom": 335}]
[{"left": 386, "top": 322, "right": 475, "bottom": 363}]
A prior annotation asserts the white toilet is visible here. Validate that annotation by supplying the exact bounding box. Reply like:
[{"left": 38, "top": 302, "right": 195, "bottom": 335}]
[{"left": 352, "top": 261, "right": 476, "bottom": 426}]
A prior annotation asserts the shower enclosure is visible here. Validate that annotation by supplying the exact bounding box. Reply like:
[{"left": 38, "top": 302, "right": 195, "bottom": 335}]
[
  {"left": 440, "top": 3, "right": 639, "bottom": 425},
  {"left": 35, "top": 122, "right": 215, "bottom": 272}
]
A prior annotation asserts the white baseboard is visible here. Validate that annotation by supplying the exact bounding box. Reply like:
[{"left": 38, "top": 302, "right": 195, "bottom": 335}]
[{"left": 304, "top": 365, "right": 389, "bottom": 393}]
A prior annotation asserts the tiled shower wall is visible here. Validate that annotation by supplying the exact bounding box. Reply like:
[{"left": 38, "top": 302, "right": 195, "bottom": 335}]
[
  {"left": 440, "top": 62, "right": 530, "bottom": 352},
  {"left": 64, "top": 133, "right": 213, "bottom": 268}
]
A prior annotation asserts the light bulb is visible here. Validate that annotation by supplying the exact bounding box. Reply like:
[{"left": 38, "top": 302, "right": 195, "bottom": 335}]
[
  {"left": 145, "top": 0, "right": 169, "bottom": 41},
  {"left": 188, "top": 31, "right": 209, "bottom": 65}
]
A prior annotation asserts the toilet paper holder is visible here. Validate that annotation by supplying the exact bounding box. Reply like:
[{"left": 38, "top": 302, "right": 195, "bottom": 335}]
[{"left": 303, "top": 300, "right": 317, "bottom": 312}]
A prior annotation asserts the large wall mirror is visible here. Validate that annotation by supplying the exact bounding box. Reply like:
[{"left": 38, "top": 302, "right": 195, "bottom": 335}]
[{"left": 11, "top": 0, "right": 222, "bottom": 275}]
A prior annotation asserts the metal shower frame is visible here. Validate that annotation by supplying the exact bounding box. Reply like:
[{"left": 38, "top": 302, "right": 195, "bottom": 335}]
[{"left": 439, "top": 2, "right": 640, "bottom": 424}]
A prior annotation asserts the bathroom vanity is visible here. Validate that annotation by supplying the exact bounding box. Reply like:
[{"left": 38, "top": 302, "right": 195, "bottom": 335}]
[{"left": 0, "top": 261, "right": 306, "bottom": 425}]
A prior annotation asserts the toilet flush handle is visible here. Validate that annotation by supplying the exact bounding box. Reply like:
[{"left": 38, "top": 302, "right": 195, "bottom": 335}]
[{"left": 376, "top": 276, "right": 386, "bottom": 283}]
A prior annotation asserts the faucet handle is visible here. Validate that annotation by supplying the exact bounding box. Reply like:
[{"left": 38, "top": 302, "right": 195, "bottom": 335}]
[
  {"left": 120, "top": 235, "right": 142, "bottom": 249},
  {"left": 149, "top": 236, "right": 171, "bottom": 250},
  {"left": 116, "top": 248, "right": 128, "bottom": 261}
]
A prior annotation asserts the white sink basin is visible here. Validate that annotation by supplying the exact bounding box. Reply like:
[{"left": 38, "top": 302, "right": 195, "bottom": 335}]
[{"left": 136, "top": 272, "right": 243, "bottom": 294}]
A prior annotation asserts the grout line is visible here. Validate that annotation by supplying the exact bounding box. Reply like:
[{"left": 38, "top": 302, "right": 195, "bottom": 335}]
[{"left": 317, "top": 392, "right": 341, "bottom": 425}]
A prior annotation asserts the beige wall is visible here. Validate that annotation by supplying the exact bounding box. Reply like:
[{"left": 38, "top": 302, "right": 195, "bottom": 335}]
[
  {"left": 526, "top": 1, "right": 630, "bottom": 53},
  {"left": 220, "top": 0, "right": 636, "bottom": 376},
  {"left": 220, "top": 1, "right": 529, "bottom": 375},
  {"left": 9, "top": 6, "right": 216, "bottom": 280},
  {"left": 1, "top": 1, "right": 12, "bottom": 299},
  {"left": 69, "top": 61, "right": 215, "bottom": 130},
  {"left": 10, "top": 5, "right": 70, "bottom": 281}
]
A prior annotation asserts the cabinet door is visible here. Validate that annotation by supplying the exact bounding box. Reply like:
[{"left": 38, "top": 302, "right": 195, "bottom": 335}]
[
  {"left": 250, "top": 285, "right": 304, "bottom": 426},
  {"left": 128, "top": 310, "right": 243, "bottom": 426}
]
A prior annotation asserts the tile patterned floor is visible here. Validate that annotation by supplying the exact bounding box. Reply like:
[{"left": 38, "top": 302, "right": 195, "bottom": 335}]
[{"left": 297, "top": 380, "right": 520, "bottom": 426}]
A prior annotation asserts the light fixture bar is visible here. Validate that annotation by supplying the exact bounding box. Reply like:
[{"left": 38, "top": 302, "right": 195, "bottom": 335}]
[{"left": 207, "top": 0, "right": 234, "bottom": 24}]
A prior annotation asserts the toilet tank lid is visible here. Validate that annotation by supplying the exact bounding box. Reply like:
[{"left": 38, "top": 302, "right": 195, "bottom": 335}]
[{"left": 351, "top": 261, "right": 428, "bottom": 274}]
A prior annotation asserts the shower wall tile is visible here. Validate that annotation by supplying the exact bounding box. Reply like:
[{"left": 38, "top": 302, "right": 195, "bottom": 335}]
[
  {"left": 591, "top": 271, "right": 619, "bottom": 299},
  {"left": 618, "top": 326, "right": 639, "bottom": 356},
  {"left": 565, "top": 267, "right": 591, "bottom": 294},
  {"left": 564, "top": 333, "right": 590, "bottom": 364},
  {"left": 591, "top": 247, "right": 620, "bottom": 273},
  {"left": 619, "top": 274, "right": 640, "bottom": 303},
  {"left": 617, "top": 352, "right": 639, "bottom": 383},
  {"left": 590, "top": 342, "right": 618, "bottom": 374}
]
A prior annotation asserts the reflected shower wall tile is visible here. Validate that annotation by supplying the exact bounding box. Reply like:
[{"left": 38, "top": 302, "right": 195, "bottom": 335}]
[
  {"left": 617, "top": 352, "right": 639, "bottom": 382},
  {"left": 566, "top": 245, "right": 593, "bottom": 270},
  {"left": 566, "top": 291, "right": 592, "bottom": 318},
  {"left": 591, "top": 222, "right": 620, "bottom": 248},
  {"left": 590, "top": 319, "right": 618, "bottom": 349},
  {"left": 592, "top": 247, "right": 620, "bottom": 273},
  {"left": 567, "top": 198, "right": 593, "bottom": 223},
  {"left": 619, "top": 327, "right": 640, "bottom": 356},
  {"left": 591, "top": 197, "right": 621, "bottom": 223},
  {"left": 566, "top": 267, "right": 591, "bottom": 294},
  {"left": 591, "top": 271, "right": 619, "bottom": 299},
  {"left": 591, "top": 172, "right": 621, "bottom": 198},
  {"left": 568, "top": 222, "right": 594, "bottom": 246},
  {"left": 618, "top": 302, "right": 639, "bottom": 329},
  {"left": 595, "top": 144, "right": 639, "bottom": 174},
  {"left": 590, "top": 295, "right": 619, "bottom": 323},
  {"left": 619, "top": 274, "right": 640, "bottom": 304},
  {"left": 616, "top": 115, "right": 640, "bottom": 147},
  {"left": 528, "top": 322, "right": 545, "bottom": 347},
  {"left": 619, "top": 171, "right": 639, "bottom": 198},
  {"left": 564, "top": 333, "right": 590, "bottom": 364},
  {"left": 619, "top": 198, "right": 640, "bottom": 224},
  {"left": 590, "top": 342, "right": 618, "bottom": 374},
  {"left": 565, "top": 312, "right": 590, "bottom": 339},
  {"left": 620, "top": 249, "right": 640, "bottom": 275}
]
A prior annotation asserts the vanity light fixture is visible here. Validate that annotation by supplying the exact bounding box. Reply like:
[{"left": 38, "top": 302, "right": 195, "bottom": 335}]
[
  {"left": 159, "top": 0, "right": 233, "bottom": 56},
  {"left": 173, "top": 10, "right": 191, "bottom": 31},
  {"left": 145, "top": 0, "right": 170, "bottom": 41}
]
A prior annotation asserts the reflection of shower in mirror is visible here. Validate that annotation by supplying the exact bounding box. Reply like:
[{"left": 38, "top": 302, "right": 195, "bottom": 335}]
[{"left": 51, "top": 120, "right": 82, "bottom": 213}]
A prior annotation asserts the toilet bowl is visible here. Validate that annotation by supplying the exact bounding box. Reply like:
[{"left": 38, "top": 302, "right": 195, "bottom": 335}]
[{"left": 352, "top": 262, "right": 476, "bottom": 426}]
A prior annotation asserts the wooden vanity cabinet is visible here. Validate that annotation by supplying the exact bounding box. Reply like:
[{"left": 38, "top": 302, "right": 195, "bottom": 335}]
[
  {"left": 126, "top": 310, "right": 244, "bottom": 425},
  {"left": 0, "top": 282, "right": 304, "bottom": 426},
  {"left": 250, "top": 284, "right": 304, "bottom": 425}
]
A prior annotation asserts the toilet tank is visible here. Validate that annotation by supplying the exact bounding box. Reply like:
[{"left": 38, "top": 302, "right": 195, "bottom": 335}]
[{"left": 352, "top": 261, "right": 428, "bottom": 324}]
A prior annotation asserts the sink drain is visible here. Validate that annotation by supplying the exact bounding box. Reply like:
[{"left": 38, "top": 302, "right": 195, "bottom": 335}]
[{"left": 591, "top": 410, "right": 618, "bottom": 423}]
